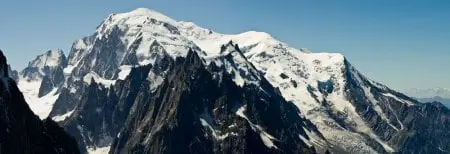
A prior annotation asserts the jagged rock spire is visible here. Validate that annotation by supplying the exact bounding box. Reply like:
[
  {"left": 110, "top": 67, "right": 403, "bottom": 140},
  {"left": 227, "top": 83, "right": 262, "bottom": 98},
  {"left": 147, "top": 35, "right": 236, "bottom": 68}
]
[{"left": 0, "top": 49, "right": 8, "bottom": 77}]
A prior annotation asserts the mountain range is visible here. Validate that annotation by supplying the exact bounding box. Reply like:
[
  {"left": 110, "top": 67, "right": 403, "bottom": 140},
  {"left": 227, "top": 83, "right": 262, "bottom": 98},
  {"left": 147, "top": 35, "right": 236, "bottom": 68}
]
[
  {"left": 417, "top": 96, "right": 450, "bottom": 109},
  {"left": 5, "top": 8, "right": 450, "bottom": 154},
  {"left": 405, "top": 88, "right": 450, "bottom": 99}
]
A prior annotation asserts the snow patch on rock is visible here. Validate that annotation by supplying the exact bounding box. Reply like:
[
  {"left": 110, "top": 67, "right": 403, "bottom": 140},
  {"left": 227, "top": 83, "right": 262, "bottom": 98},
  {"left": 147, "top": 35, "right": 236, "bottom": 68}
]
[
  {"left": 83, "top": 72, "right": 116, "bottom": 87},
  {"left": 52, "top": 109, "right": 75, "bottom": 122},
  {"left": 87, "top": 146, "right": 110, "bottom": 154},
  {"left": 18, "top": 78, "right": 59, "bottom": 119},
  {"left": 117, "top": 65, "right": 132, "bottom": 80},
  {"left": 236, "top": 105, "right": 279, "bottom": 149}
]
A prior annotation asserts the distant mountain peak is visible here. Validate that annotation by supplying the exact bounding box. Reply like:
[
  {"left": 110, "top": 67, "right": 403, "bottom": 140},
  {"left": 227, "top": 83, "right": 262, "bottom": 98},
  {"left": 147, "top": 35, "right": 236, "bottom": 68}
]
[
  {"left": 20, "top": 49, "right": 67, "bottom": 81},
  {"left": 30, "top": 49, "right": 66, "bottom": 68},
  {"left": 405, "top": 87, "right": 450, "bottom": 99},
  {"left": 97, "top": 8, "right": 178, "bottom": 36}
]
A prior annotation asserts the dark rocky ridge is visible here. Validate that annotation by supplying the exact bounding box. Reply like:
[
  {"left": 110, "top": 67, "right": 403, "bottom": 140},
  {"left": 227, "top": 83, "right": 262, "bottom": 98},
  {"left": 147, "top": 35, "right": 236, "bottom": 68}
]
[
  {"left": 58, "top": 47, "right": 325, "bottom": 153},
  {"left": 0, "top": 50, "right": 80, "bottom": 154},
  {"left": 48, "top": 78, "right": 87, "bottom": 118},
  {"left": 58, "top": 45, "right": 174, "bottom": 153},
  {"left": 109, "top": 50, "right": 321, "bottom": 154},
  {"left": 7, "top": 64, "right": 18, "bottom": 82},
  {"left": 61, "top": 65, "right": 154, "bottom": 152}
]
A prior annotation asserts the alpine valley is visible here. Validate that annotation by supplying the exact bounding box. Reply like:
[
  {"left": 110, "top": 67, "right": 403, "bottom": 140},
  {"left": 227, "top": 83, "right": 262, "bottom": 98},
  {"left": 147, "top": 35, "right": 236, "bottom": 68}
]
[{"left": 8, "top": 8, "right": 450, "bottom": 154}]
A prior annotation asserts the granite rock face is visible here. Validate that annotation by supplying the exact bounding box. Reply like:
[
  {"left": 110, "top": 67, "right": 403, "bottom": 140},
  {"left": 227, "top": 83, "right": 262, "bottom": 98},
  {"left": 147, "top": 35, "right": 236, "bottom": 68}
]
[
  {"left": 58, "top": 45, "right": 174, "bottom": 152},
  {"left": 7, "top": 65, "right": 18, "bottom": 82},
  {"left": 60, "top": 49, "right": 321, "bottom": 153},
  {"left": 109, "top": 50, "right": 320, "bottom": 154}
]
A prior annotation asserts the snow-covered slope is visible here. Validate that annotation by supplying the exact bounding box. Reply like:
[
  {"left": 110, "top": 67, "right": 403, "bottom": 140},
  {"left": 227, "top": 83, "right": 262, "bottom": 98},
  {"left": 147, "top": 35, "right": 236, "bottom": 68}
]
[
  {"left": 18, "top": 49, "right": 67, "bottom": 119},
  {"left": 17, "top": 80, "right": 59, "bottom": 119},
  {"left": 19, "top": 8, "right": 450, "bottom": 154}
]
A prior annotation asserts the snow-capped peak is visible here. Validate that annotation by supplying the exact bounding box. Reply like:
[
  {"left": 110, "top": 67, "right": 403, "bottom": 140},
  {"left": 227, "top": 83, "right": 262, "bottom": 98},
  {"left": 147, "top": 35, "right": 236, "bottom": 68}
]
[
  {"left": 28, "top": 49, "right": 66, "bottom": 68},
  {"left": 92, "top": 8, "right": 281, "bottom": 59},
  {"left": 117, "top": 8, "right": 176, "bottom": 24},
  {"left": 66, "top": 8, "right": 356, "bottom": 100},
  {"left": 96, "top": 8, "right": 178, "bottom": 36},
  {"left": 20, "top": 49, "right": 67, "bottom": 82}
]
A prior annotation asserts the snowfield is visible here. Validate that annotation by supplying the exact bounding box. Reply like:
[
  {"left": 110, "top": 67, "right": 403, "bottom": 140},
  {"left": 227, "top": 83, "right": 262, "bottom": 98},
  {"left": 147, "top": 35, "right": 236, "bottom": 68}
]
[{"left": 18, "top": 79, "right": 59, "bottom": 119}]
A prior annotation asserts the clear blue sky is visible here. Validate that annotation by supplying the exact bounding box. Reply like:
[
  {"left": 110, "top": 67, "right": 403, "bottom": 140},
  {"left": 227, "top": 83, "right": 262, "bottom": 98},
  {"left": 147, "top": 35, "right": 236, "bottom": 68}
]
[{"left": 1, "top": 0, "right": 449, "bottom": 91}]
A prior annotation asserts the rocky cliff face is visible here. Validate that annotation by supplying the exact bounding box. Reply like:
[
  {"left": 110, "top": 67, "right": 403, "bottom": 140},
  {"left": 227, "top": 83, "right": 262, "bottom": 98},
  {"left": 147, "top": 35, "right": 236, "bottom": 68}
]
[
  {"left": 109, "top": 49, "right": 321, "bottom": 154},
  {"left": 60, "top": 65, "right": 154, "bottom": 152},
  {"left": 55, "top": 44, "right": 174, "bottom": 153},
  {"left": 7, "top": 65, "right": 18, "bottom": 82},
  {"left": 0, "top": 50, "right": 80, "bottom": 154},
  {"left": 57, "top": 48, "right": 326, "bottom": 153},
  {"left": 20, "top": 49, "right": 67, "bottom": 97}
]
